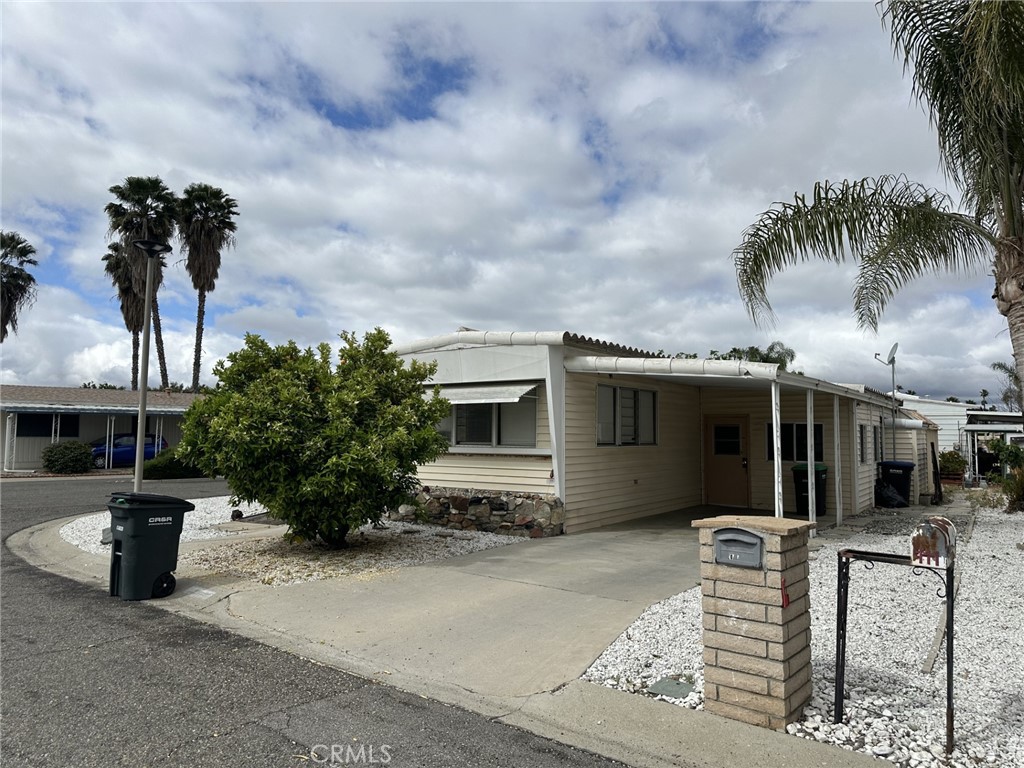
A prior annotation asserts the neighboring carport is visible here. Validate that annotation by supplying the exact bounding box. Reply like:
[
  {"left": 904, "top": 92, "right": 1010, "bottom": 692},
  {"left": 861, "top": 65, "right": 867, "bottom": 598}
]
[{"left": 1, "top": 385, "right": 199, "bottom": 471}]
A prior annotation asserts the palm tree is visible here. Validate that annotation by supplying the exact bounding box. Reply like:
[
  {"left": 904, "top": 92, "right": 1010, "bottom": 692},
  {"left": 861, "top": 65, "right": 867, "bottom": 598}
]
[
  {"left": 177, "top": 183, "right": 238, "bottom": 392},
  {"left": 102, "top": 242, "right": 145, "bottom": 390},
  {"left": 734, "top": 2, "right": 1024, "bottom": 385},
  {"left": 1, "top": 230, "right": 39, "bottom": 342},
  {"left": 105, "top": 176, "right": 178, "bottom": 389},
  {"left": 991, "top": 360, "right": 1022, "bottom": 412}
]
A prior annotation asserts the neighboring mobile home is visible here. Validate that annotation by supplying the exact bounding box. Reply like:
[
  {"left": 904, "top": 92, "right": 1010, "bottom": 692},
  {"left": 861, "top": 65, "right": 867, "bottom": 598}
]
[
  {"left": 1, "top": 385, "right": 199, "bottom": 471},
  {"left": 394, "top": 331, "right": 898, "bottom": 535}
]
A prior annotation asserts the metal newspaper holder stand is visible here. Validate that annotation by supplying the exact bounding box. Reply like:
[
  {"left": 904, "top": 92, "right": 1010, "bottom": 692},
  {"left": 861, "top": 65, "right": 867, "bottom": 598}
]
[{"left": 834, "top": 516, "right": 957, "bottom": 754}]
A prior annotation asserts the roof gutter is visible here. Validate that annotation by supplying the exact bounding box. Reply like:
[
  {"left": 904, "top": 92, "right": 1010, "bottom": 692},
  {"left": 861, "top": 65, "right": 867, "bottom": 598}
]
[
  {"left": 563, "top": 355, "right": 780, "bottom": 379},
  {"left": 2, "top": 403, "right": 190, "bottom": 415},
  {"left": 392, "top": 331, "right": 570, "bottom": 356}
]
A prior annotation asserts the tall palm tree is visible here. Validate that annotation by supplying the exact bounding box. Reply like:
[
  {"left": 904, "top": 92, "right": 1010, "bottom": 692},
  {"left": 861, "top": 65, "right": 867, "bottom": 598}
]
[
  {"left": 734, "top": 2, "right": 1024, "bottom": 385},
  {"left": 1, "top": 230, "right": 39, "bottom": 342},
  {"left": 177, "top": 183, "right": 238, "bottom": 392},
  {"left": 102, "top": 242, "right": 144, "bottom": 390},
  {"left": 990, "top": 360, "right": 1022, "bottom": 412},
  {"left": 105, "top": 176, "right": 178, "bottom": 389}
]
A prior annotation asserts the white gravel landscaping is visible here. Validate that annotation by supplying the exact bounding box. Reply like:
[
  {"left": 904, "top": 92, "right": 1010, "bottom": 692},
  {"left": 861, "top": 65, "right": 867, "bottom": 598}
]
[
  {"left": 59, "top": 491, "right": 1023, "bottom": 766},
  {"left": 58, "top": 496, "right": 524, "bottom": 585},
  {"left": 582, "top": 495, "right": 1024, "bottom": 768}
]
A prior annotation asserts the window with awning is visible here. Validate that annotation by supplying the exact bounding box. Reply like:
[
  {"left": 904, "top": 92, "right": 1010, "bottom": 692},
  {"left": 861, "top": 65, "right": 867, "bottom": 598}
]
[{"left": 432, "top": 382, "right": 539, "bottom": 448}]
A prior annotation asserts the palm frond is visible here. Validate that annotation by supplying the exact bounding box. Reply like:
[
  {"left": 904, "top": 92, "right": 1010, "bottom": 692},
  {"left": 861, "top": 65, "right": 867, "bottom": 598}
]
[{"left": 733, "top": 175, "right": 993, "bottom": 329}]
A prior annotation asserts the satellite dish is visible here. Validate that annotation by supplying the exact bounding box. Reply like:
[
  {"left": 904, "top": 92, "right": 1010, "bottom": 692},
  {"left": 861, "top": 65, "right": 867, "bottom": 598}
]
[{"left": 885, "top": 342, "right": 898, "bottom": 365}]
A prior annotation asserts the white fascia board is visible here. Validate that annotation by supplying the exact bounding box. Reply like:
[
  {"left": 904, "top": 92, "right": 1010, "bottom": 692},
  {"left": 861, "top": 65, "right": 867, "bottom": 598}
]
[{"left": 406, "top": 344, "right": 550, "bottom": 384}]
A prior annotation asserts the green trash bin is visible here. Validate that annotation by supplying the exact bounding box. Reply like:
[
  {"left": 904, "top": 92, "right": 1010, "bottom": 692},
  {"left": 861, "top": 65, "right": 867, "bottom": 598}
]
[
  {"left": 107, "top": 492, "right": 195, "bottom": 601},
  {"left": 792, "top": 463, "right": 828, "bottom": 516}
]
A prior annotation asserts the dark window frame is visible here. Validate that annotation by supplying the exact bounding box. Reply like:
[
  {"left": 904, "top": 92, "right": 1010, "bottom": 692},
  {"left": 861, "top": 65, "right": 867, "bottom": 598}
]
[
  {"left": 15, "top": 413, "right": 80, "bottom": 438},
  {"left": 597, "top": 384, "right": 657, "bottom": 446},
  {"left": 765, "top": 422, "right": 824, "bottom": 462}
]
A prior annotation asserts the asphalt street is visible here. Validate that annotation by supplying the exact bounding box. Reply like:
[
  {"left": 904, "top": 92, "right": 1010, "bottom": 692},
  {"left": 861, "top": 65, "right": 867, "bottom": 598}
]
[{"left": 1, "top": 476, "right": 624, "bottom": 768}]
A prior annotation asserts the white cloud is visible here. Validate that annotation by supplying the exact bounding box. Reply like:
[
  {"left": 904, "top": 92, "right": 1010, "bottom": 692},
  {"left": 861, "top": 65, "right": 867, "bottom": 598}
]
[{"left": 0, "top": 1, "right": 1010, "bottom": 404}]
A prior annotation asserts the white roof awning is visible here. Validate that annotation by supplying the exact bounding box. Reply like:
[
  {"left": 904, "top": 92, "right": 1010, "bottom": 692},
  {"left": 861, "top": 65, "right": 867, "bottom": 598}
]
[
  {"left": 963, "top": 424, "right": 1023, "bottom": 433},
  {"left": 431, "top": 382, "right": 539, "bottom": 404}
]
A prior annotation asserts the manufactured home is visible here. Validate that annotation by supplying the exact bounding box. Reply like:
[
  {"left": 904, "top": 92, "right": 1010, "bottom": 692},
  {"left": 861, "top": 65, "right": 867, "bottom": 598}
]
[{"left": 394, "top": 331, "right": 903, "bottom": 535}]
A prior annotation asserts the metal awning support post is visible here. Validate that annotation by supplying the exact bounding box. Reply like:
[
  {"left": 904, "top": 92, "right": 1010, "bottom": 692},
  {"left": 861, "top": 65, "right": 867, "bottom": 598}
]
[
  {"left": 806, "top": 389, "right": 816, "bottom": 535},
  {"left": 771, "top": 381, "right": 783, "bottom": 517},
  {"left": 105, "top": 415, "right": 115, "bottom": 469},
  {"left": 4, "top": 413, "right": 17, "bottom": 471},
  {"left": 833, "top": 395, "right": 843, "bottom": 527}
]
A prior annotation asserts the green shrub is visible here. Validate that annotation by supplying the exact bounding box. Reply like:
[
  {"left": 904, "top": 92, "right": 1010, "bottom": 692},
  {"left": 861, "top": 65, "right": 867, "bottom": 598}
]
[
  {"left": 143, "top": 448, "right": 209, "bottom": 480},
  {"left": 178, "top": 328, "right": 450, "bottom": 547},
  {"left": 985, "top": 439, "right": 1024, "bottom": 471},
  {"left": 938, "top": 449, "right": 968, "bottom": 476},
  {"left": 1001, "top": 468, "right": 1024, "bottom": 513},
  {"left": 41, "top": 441, "right": 94, "bottom": 474}
]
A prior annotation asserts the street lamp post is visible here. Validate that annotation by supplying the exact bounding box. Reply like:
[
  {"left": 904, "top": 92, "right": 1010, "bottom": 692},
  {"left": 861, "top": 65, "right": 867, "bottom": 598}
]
[
  {"left": 132, "top": 239, "right": 172, "bottom": 493},
  {"left": 874, "top": 342, "right": 899, "bottom": 460}
]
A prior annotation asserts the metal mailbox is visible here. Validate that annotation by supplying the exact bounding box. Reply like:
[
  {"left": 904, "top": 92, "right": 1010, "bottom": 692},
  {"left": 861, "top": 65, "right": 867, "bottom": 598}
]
[
  {"left": 911, "top": 516, "right": 957, "bottom": 568},
  {"left": 713, "top": 527, "right": 763, "bottom": 569}
]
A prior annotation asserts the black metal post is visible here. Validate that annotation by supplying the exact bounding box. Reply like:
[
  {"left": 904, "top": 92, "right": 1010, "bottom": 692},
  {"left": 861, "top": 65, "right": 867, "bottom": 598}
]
[
  {"left": 945, "top": 562, "right": 954, "bottom": 754},
  {"left": 834, "top": 552, "right": 851, "bottom": 724}
]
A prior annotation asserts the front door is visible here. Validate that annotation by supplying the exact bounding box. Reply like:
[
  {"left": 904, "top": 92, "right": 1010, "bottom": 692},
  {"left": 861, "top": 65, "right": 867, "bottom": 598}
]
[{"left": 704, "top": 416, "right": 750, "bottom": 507}]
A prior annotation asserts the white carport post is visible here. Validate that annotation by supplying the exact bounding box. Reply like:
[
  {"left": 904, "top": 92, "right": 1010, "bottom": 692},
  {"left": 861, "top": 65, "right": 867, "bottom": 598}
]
[
  {"left": 4, "top": 413, "right": 17, "bottom": 471},
  {"left": 545, "top": 345, "right": 566, "bottom": 503},
  {"left": 105, "top": 415, "right": 116, "bottom": 469},
  {"left": 833, "top": 395, "right": 844, "bottom": 527},
  {"left": 806, "top": 389, "right": 816, "bottom": 537},
  {"left": 771, "top": 381, "right": 783, "bottom": 517},
  {"left": 154, "top": 416, "right": 165, "bottom": 457}
]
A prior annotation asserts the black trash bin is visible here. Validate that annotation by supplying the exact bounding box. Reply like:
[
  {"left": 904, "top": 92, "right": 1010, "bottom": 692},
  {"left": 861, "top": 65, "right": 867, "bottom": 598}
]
[
  {"left": 792, "top": 463, "right": 828, "bottom": 516},
  {"left": 107, "top": 492, "right": 194, "bottom": 601},
  {"left": 878, "top": 460, "right": 915, "bottom": 507}
]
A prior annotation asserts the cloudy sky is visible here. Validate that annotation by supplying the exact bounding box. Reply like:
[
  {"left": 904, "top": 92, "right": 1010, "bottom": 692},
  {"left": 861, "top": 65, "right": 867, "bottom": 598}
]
[{"left": 0, "top": 1, "right": 1009, "bottom": 403}]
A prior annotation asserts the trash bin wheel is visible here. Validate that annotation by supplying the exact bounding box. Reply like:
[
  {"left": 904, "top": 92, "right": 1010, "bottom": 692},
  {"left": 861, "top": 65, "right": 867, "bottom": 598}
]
[{"left": 152, "top": 572, "right": 176, "bottom": 599}]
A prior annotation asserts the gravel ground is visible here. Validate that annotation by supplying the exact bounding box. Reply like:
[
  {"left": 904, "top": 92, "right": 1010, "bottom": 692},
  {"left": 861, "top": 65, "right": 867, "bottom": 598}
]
[
  {"left": 59, "top": 492, "right": 1023, "bottom": 766},
  {"left": 58, "top": 497, "right": 524, "bottom": 586},
  {"left": 582, "top": 495, "right": 1024, "bottom": 768}
]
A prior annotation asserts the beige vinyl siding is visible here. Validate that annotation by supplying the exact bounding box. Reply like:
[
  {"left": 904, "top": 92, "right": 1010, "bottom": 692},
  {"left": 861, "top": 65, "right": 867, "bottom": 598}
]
[
  {"left": 563, "top": 373, "right": 701, "bottom": 533},
  {"left": 535, "top": 386, "right": 551, "bottom": 449},
  {"left": 852, "top": 404, "right": 886, "bottom": 516},
  {"left": 415, "top": 386, "right": 553, "bottom": 493},
  {"left": 700, "top": 389, "right": 876, "bottom": 519},
  {"left": 893, "top": 424, "right": 939, "bottom": 502},
  {"left": 416, "top": 453, "right": 554, "bottom": 494}
]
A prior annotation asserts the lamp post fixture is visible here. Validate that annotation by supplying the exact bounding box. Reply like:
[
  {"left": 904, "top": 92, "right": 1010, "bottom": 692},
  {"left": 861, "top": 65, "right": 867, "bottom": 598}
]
[
  {"left": 874, "top": 342, "right": 899, "bottom": 460},
  {"left": 132, "top": 239, "right": 172, "bottom": 493}
]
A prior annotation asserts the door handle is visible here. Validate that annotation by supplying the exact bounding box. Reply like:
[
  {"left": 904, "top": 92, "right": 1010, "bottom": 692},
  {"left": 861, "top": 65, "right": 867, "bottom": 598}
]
[{"left": 742, "top": 457, "right": 748, "bottom": 469}]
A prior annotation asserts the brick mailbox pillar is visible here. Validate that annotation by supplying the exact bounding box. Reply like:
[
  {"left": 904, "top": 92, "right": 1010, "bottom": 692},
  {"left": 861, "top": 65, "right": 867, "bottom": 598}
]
[{"left": 691, "top": 515, "right": 815, "bottom": 730}]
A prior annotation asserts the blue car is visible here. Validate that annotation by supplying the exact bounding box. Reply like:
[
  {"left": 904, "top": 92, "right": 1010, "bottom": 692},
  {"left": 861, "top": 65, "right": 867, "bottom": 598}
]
[{"left": 90, "top": 434, "right": 168, "bottom": 468}]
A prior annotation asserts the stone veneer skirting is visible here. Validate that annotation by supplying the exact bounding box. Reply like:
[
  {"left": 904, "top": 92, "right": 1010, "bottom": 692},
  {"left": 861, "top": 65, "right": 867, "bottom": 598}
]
[{"left": 387, "top": 486, "right": 565, "bottom": 538}]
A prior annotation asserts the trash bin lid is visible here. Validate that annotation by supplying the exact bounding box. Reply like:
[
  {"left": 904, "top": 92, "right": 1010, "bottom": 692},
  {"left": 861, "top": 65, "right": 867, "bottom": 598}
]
[
  {"left": 108, "top": 492, "right": 194, "bottom": 507},
  {"left": 792, "top": 463, "right": 828, "bottom": 472},
  {"left": 879, "top": 460, "right": 915, "bottom": 469}
]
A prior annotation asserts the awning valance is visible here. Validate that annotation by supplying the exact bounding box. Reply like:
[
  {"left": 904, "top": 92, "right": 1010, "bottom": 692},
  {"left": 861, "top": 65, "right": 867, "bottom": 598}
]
[{"left": 430, "top": 382, "right": 539, "bottom": 405}]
